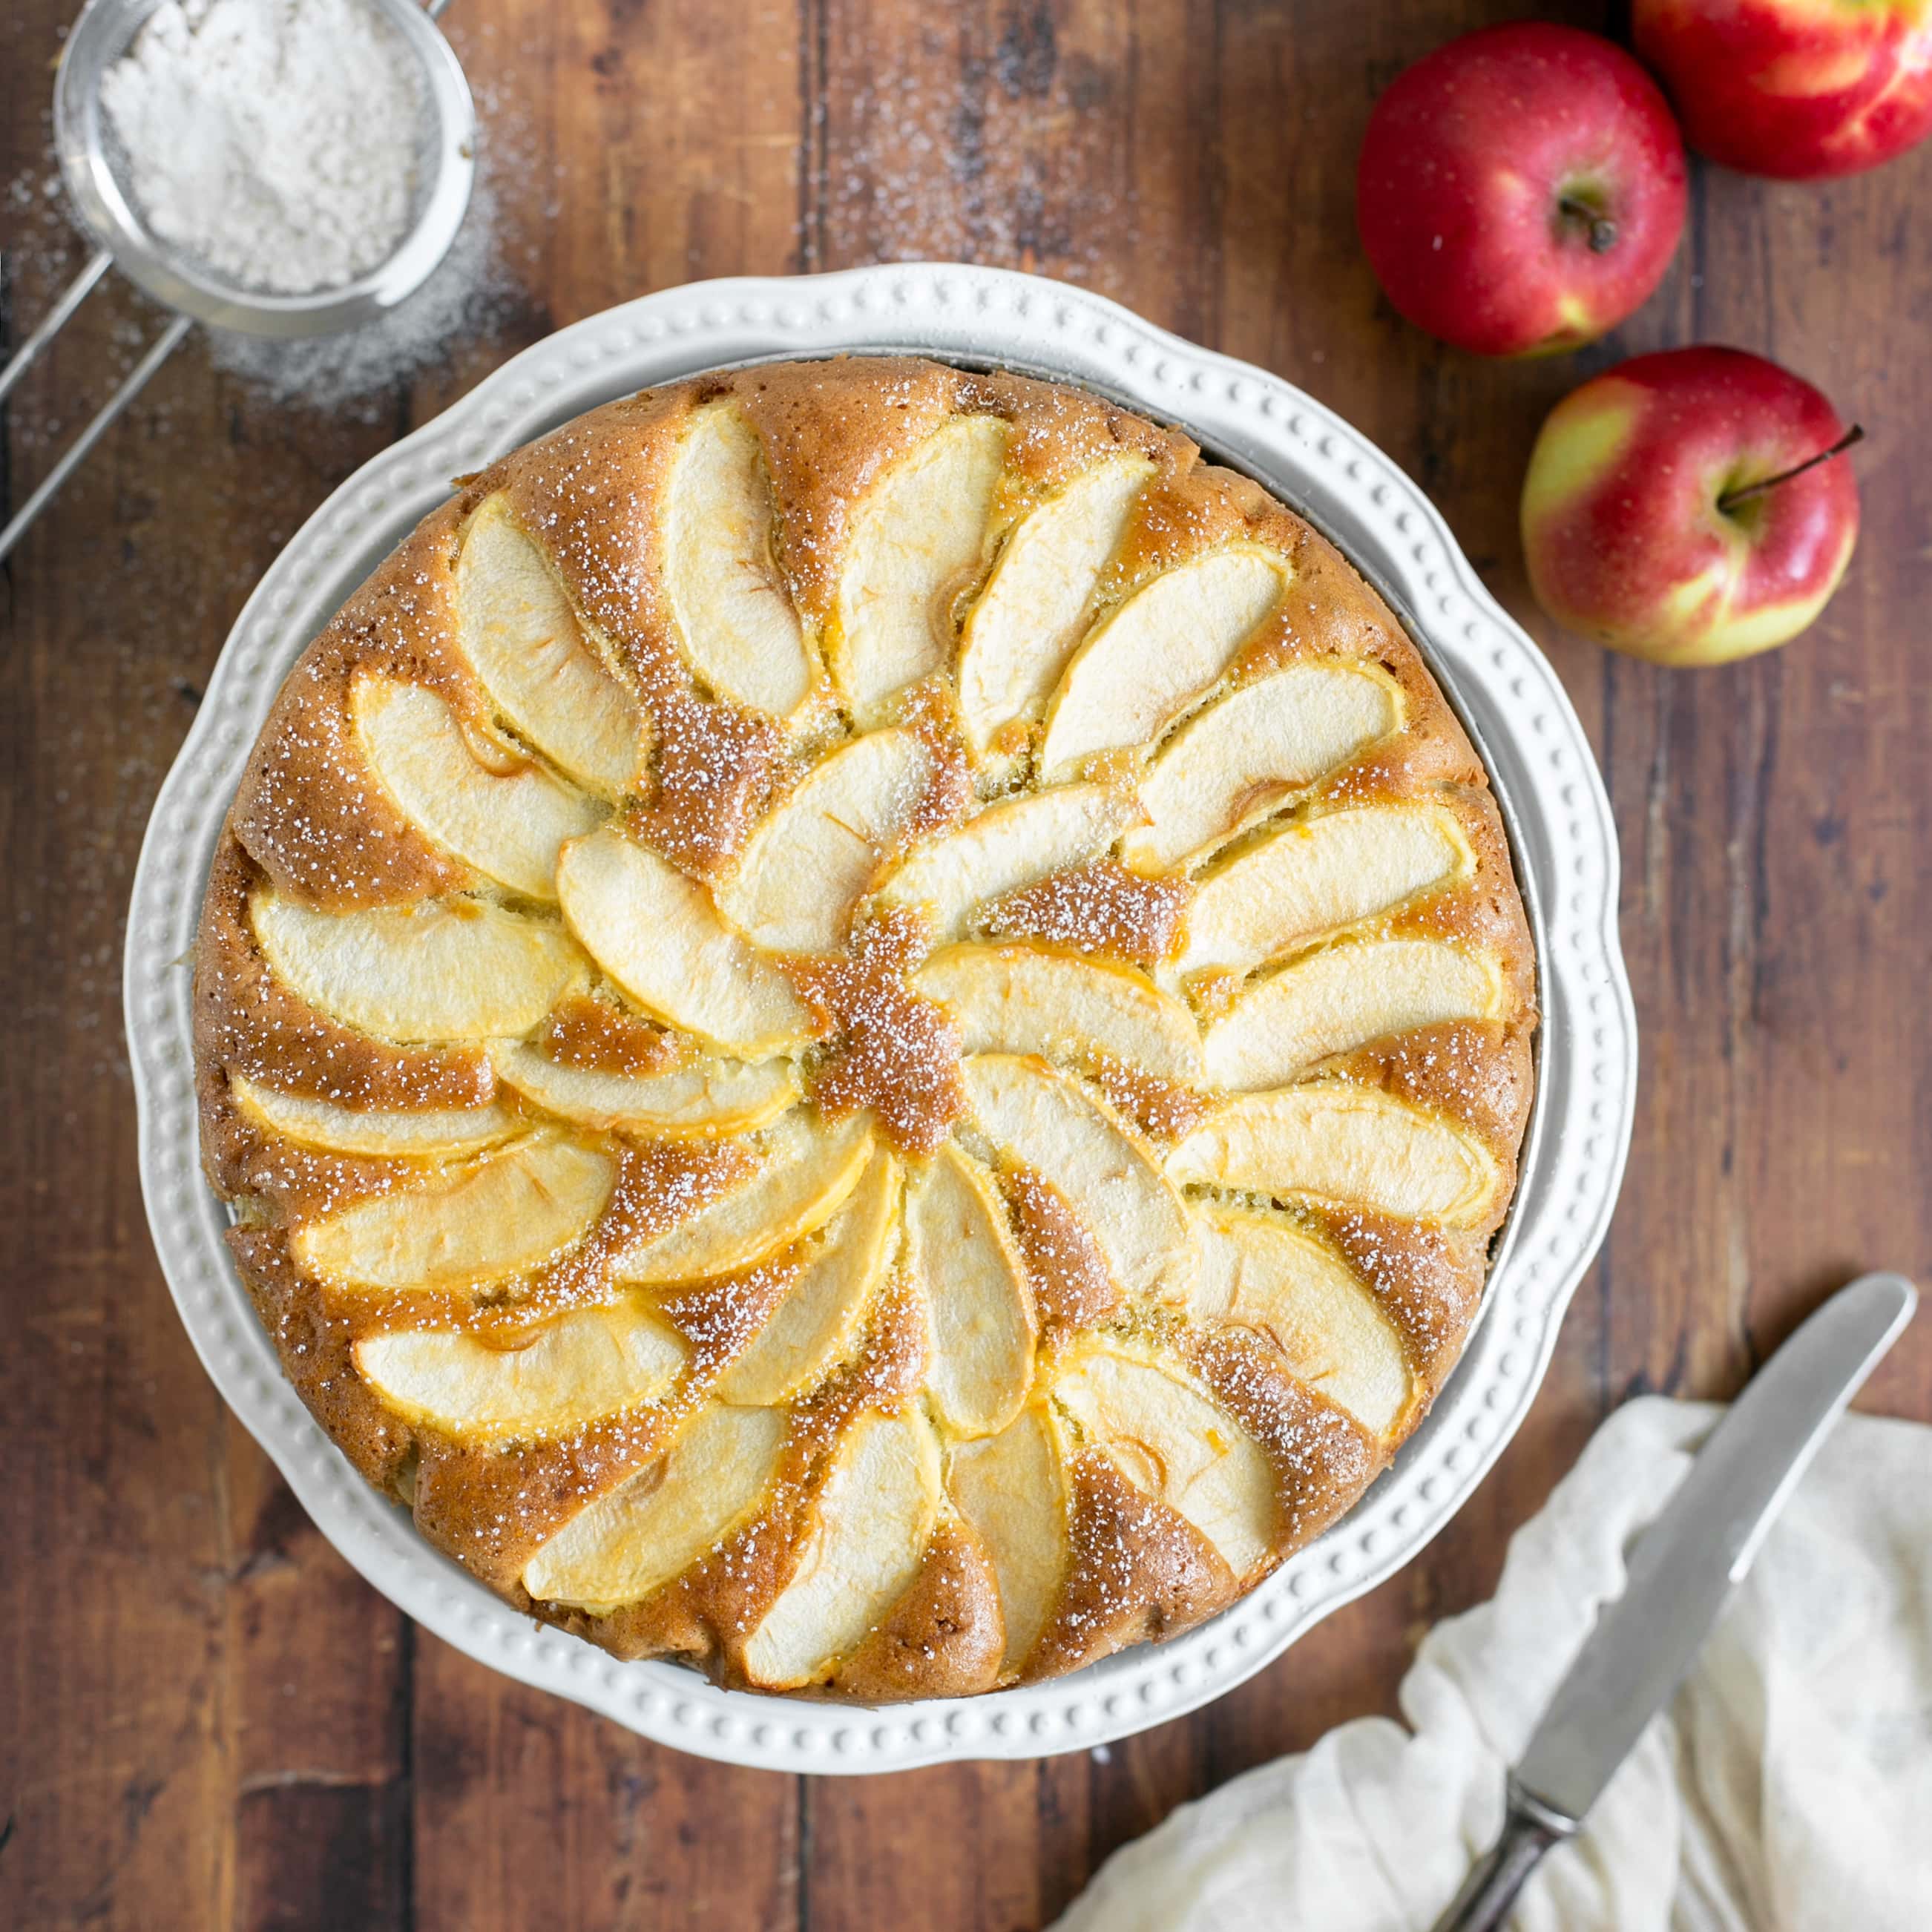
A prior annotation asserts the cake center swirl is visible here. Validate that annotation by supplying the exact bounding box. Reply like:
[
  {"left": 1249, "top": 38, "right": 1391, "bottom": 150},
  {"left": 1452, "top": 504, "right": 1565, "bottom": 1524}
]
[{"left": 782, "top": 907, "right": 966, "bottom": 1157}]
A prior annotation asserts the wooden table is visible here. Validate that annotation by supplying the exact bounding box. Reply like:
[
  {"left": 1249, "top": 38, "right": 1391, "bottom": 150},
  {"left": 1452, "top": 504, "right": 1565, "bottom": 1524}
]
[{"left": 4, "top": 1, "right": 1928, "bottom": 1924}]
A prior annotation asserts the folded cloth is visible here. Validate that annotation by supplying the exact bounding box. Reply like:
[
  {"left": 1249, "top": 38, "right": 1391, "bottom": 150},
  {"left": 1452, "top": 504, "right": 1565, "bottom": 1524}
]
[{"left": 1051, "top": 1397, "right": 1932, "bottom": 1932}]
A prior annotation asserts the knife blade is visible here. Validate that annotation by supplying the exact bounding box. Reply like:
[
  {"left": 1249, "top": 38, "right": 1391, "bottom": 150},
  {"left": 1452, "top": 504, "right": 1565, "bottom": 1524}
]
[{"left": 1433, "top": 1269, "right": 1916, "bottom": 1932}]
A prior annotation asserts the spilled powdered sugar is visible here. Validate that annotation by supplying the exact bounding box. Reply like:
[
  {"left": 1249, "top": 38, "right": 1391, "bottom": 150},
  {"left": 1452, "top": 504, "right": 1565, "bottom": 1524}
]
[
  {"left": 203, "top": 24, "right": 563, "bottom": 415},
  {"left": 202, "top": 171, "right": 507, "bottom": 415}
]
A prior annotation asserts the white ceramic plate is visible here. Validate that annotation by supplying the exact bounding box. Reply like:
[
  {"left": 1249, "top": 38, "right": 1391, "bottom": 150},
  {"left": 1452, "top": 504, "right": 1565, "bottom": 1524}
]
[{"left": 125, "top": 265, "right": 1636, "bottom": 1774}]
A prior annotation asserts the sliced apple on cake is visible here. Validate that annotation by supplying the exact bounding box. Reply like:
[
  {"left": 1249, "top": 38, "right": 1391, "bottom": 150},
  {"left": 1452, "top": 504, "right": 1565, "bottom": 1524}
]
[
  {"left": 230, "top": 1072, "right": 517, "bottom": 1158},
  {"left": 1051, "top": 1336, "right": 1277, "bottom": 1581},
  {"left": 1121, "top": 662, "right": 1400, "bottom": 870},
  {"left": 907, "top": 1143, "right": 1036, "bottom": 1437},
  {"left": 1179, "top": 804, "right": 1473, "bottom": 978},
  {"left": 663, "top": 401, "right": 820, "bottom": 725},
  {"left": 742, "top": 1405, "right": 943, "bottom": 1688},
  {"left": 614, "top": 1111, "right": 873, "bottom": 1286},
  {"left": 352, "top": 676, "right": 605, "bottom": 899},
  {"left": 875, "top": 783, "right": 1141, "bottom": 944},
  {"left": 717, "top": 1150, "right": 902, "bottom": 1405},
  {"left": 556, "top": 827, "right": 813, "bottom": 1057},
  {"left": 960, "top": 1053, "right": 1193, "bottom": 1303},
  {"left": 1202, "top": 938, "right": 1504, "bottom": 1088},
  {"left": 947, "top": 1403, "right": 1071, "bottom": 1674},
  {"left": 715, "top": 726, "right": 937, "bottom": 953},
  {"left": 829, "top": 414, "right": 1008, "bottom": 726},
  {"left": 524, "top": 1403, "right": 790, "bottom": 1612},
  {"left": 454, "top": 494, "right": 645, "bottom": 798},
  {"left": 956, "top": 454, "right": 1153, "bottom": 760},
  {"left": 355, "top": 1300, "right": 686, "bottom": 1439},
  {"left": 1169, "top": 1085, "right": 1499, "bottom": 1228},
  {"left": 292, "top": 1132, "right": 616, "bottom": 1290},
  {"left": 489, "top": 1039, "right": 796, "bottom": 1137},
  {"left": 1187, "top": 1201, "right": 1414, "bottom": 1442},
  {"left": 251, "top": 891, "right": 585, "bottom": 1042},
  {"left": 1039, "top": 546, "right": 1289, "bottom": 781},
  {"left": 914, "top": 942, "right": 1201, "bottom": 1084}
]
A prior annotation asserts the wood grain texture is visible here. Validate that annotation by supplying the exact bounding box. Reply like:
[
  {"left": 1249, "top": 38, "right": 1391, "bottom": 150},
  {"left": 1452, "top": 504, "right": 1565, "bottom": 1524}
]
[{"left": 3, "top": 0, "right": 1928, "bottom": 1925}]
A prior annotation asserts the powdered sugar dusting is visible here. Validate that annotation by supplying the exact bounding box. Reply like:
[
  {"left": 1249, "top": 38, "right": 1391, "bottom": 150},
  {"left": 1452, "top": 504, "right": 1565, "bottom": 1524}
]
[
  {"left": 984, "top": 858, "right": 1189, "bottom": 966},
  {"left": 203, "top": 171, "right": 510, "bottom": 415},
  {"left": 786, "top": 908, "right": 966, "bottom": 1157}
]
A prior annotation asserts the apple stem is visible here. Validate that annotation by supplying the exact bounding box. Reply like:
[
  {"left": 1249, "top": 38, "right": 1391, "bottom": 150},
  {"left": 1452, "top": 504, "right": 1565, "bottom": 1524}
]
[
  {"left": 1716, "top": 424, "right": 1866, "bottom": 514},
  {"left": 1558, "top": 195, "right": 1617, "bottom": 254}
]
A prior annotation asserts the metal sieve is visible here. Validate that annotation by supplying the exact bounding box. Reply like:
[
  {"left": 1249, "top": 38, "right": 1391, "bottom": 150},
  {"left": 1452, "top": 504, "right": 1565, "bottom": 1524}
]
[{"left": 0, "top": 0, "right": 473, "bottom": 562}]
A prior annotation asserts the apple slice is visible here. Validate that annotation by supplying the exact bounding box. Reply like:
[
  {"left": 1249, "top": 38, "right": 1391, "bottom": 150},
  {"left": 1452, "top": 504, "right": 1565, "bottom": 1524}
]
[
  {"left": 947, "top": 1404, "right": 1068, "bottom": 1673},
  {"left": 874, "top": 783, "right": 1140, "bottom": 944},
  {"left": 663, "top": 401, "right": 818, "bottom": 723},
  {"left": 908, "top": 1143, "right": 1035, "bottom": 1438},
  {"left": 615, "top": 1111, "right": 873, "bottom": 1285},
  {"left": 523, "top": 1403, "right": 789, "bottom": 1611},
  {"left": 1167, "top": 1085, "right": 1499, "bottom": 1227},
  {"left": 914, "top": 942, "right": 1202, "bottom": 1084},
  {"left": 959, "top": 1054, "right": 1192, "bottom": 1302},
  {"left": 1038, "top": 546, "right": 1289, "bottom": 781},
  {"left": 1203, "top": 939, "right": 1502, "bottom": 1089},
  {"left": 715, "top": 727, "right": 935, "bottom": 953},
  {"left": 1189, "top": 1201, "right": 1412, "bottom": 1439},
  {"left": 350, "top": 676, "right": 605, "bottom": 900},
  {"left": 490, "top": 1039, "right": 796, "bottom": 1137},
  {"left": 554, "top": 827, "right": 813, "bottom": 1057},
  {"left": 829, "top": 414, "right": 1008, "bottom": 725},
  {"left": 741, "top": 1405, "right": 942, "bottom": 1688},
  {"left": 1120, "top": 663, "right": 1400, "bottom": 870},
  {"left": 251, "top": 891, "right": 584, "bottom": 1043},
  {"left": 355, "top": 1301, "right": 686, "bottom": 1439},
  {"left": 1052, "top": 1338, "right": 1276, "bottom": 1580},
  {"left": 1178, "top": 805, "right": 1473, "bottom": 978},
  {"left": 231, "top": 1072, "right": 517, "bottom": 1158},
  {"left": 956, "top": 456, "right": 1154, "bottom": 758},
  {"left": 292, "top": 1133, "right": 617, "bottom": 1290},
  {"left": 715, "top": 1150, "right": 901, "bottom": 1404},
  {"left": 454, "top": 495, "right": 645, "bottom": 798}
]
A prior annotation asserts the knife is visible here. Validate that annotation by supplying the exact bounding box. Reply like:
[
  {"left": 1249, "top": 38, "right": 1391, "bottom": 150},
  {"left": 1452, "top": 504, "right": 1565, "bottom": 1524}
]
[{"left": 1431, "top": 1269, "right": 1917, "bottom": 1932}]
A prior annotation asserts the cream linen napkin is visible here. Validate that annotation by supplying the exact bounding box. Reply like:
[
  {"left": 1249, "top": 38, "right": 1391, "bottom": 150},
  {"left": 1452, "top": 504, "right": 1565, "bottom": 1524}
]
[{"left": 1052, "top": 1396, "right": 1932, "bottom": 1932}]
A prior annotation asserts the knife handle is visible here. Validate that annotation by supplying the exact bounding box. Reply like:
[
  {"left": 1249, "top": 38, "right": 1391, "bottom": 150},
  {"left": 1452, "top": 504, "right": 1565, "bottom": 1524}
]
[{"left": 1429, "top": 1777, "right": 1575, "bottom": 1932}]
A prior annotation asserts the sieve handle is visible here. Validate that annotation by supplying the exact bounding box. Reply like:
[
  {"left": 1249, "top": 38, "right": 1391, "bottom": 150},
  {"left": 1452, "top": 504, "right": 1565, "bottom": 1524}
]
[
  {"left": 2, "top": 0, "right": 461, "bottom": 562},
  {"left": 0, "top": 309, "right": 192, "bottom": 566},
  {"left": 0, "top": 248, "right": 113, "bottom": 408}
]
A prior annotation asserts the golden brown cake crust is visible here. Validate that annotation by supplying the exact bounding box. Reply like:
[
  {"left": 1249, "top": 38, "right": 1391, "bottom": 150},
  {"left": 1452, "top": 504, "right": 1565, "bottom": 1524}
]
[{"left": 193, "top": 354, "right": 1537, "bottom": 1702}]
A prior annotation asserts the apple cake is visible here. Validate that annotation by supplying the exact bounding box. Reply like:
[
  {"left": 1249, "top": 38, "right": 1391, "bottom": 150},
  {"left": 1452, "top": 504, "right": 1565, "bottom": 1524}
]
[{"left": 194, "top": 355, "right": 1535, "bottom": 1700}]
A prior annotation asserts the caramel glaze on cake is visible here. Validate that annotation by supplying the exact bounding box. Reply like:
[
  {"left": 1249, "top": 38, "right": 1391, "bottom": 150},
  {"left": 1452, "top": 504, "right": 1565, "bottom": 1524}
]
[{"left": 193, "top": 355, "right": 1537, "bottom": 1701}]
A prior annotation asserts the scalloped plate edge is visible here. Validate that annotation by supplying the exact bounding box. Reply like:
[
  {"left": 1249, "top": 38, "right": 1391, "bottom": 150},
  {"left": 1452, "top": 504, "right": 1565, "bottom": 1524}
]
[{"left": 125, "top": 264, "right": 1636, "bottom": 1774}]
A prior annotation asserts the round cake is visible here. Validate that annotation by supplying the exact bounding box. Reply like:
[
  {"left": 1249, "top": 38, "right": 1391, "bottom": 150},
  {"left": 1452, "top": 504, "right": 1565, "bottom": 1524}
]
[{"left": 194, "top": 355, "right": 1536, "bottom": 1701}]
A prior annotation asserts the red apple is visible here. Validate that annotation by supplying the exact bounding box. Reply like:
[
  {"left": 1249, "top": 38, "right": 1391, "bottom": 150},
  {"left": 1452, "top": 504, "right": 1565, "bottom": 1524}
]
[
  {"left": 1357, "top": 23, "right": 1688, "bottom": 357},
  {"left": 1635, "top": 0, "right": 1932, "bottom": 181},
  {"left": 1520, "top": 346, "right": 1861, "bottom": 666}
]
